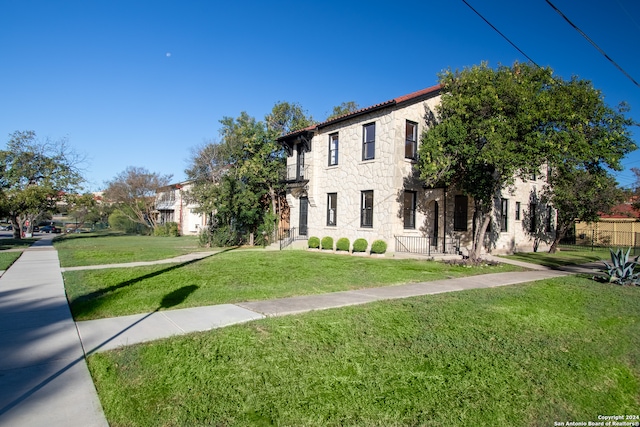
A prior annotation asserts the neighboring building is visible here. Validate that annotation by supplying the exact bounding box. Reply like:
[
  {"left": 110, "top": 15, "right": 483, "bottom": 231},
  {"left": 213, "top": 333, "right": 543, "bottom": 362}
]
[
  {"left": 155, "top": 181, "right": 207, "bottom": 235},
  {"left": 574, "top": 201, "right": 640, "bottom": 247},
  {"left": 278, "top": 85, "right": 555, "bottom": 255}
]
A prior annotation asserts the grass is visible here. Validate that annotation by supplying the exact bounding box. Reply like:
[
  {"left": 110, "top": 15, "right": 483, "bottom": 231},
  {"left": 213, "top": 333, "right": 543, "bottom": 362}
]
[
  {"left": 54, "top": 233, "right": 212, "bottom": 267},
  {"left": 0, "top": 251, "right": 23, "bottom": 270},
  {"left": 505, "top": 246, "right": 612, "bottom": 268},
  {"left": 0, "top": 237, "right": 38, "bottom": 270},
  {"left": 87, "top": 275, "right": 640, "bottom": 426},
  {"left": 64, "top": 250, "right": 521, "bottom": 320}
]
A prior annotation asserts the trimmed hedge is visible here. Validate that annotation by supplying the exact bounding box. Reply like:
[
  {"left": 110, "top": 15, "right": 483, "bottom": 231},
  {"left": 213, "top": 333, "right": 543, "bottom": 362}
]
[
  {"left": 352, "top": 238, "right": 368, "bottom": 253},
  {"left": 371, "top": 240, "right": 387, "bottom": 254},
  {"left": 336, "top": 237, "right": 350, "bottom": 252},
  {"left": 321, "top": 236, "right": 334, "bottom": 250},
  {"left": 308, "top": 236, "right": 320, "bottom": 249}
]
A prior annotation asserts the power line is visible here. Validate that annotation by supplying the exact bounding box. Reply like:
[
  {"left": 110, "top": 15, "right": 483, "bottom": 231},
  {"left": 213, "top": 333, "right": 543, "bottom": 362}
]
[
  {"left": 545, "top": 0, "right": 640, "bottom": 89},
  {"left": 461, "top": 0, "right": 540, "bottom": 68}
]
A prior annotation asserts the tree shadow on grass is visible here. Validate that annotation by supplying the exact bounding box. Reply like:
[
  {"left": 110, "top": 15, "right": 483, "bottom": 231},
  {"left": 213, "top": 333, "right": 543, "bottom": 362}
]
[
  {"left": 69, "top": 248, "right": 237, "bottom": 319},
  {"left": 0, "top": 285, "right": 200, "bottom": 418}
]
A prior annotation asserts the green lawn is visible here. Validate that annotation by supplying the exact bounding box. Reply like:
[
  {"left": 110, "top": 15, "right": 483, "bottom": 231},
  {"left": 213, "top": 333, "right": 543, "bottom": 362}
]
[
  {"left": 55, "top": 233, "right": 212, "bottom": 267},
  {"left": 64, "top": 250, "right": 521, "bottom": 320},
  {"left": 87, "top": 276, "right": 640, "bottom": 426},
  {"left": 505, "top": 246, "right": 611, "bottom": 268},
  {"left": 0, "top": 251, "right": 22, "bottom": 270}
]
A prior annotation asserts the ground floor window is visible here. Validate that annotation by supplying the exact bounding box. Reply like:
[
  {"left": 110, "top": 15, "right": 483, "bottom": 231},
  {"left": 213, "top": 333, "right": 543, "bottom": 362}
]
[
  {"left": 327, "top": 193, "right": 337, "bottom": 226},
  {"left": 361, "top": 190, "right": 373, "bottom": 227},
  {"left": 403, "top": 191, "right": 416, "bottom": 229},
  {"left": 500, "top": 198, "right": 508, "bottom": 232},
  {"left": 454, "top": 195, "right": 468, "bottom": 231}
]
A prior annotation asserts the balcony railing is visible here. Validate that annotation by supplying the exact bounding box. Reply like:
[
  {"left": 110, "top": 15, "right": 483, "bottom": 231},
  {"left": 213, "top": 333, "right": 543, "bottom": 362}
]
[{"left": 285, "top": 164, "right": 309, "bottom": 182}]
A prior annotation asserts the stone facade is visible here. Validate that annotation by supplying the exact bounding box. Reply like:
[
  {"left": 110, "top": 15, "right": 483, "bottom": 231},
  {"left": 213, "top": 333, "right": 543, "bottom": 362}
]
[
  {"left": 155, "top": 181, "right": 207, "bottom": 235},
  {"left": 280, "top": 86, "right": 555, "bottom": 255}
]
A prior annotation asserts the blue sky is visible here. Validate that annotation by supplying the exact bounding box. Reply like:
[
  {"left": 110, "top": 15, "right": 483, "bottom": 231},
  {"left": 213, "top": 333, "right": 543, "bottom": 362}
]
[{"left": 1, "top": 0, "right": 639, "bottom": 191}]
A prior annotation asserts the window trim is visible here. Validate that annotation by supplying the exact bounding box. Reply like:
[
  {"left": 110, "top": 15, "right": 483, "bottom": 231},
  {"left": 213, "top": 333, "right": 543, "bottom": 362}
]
[
  {"left": 403, "top": 190, "right": 417, "bottom": 229},
  {"left": 362, "top": 123, "right": 375, "bottom": 161},
  {"left": 328, "top": 133, "right": 339, "bottom": 166},
  {"left": 405, "top": 120, "right": 418, "bottom": 160},
  {"left": 361, "top": 190, "right": 374, "bottom": 228},
  {"left": 327, "top": 193, "right": 337, "bottom": 226}
]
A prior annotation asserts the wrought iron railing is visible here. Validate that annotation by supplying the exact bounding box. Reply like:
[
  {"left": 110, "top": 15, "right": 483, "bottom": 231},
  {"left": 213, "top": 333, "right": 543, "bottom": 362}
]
[
  {"left": 278, "top": 227, "right": 306, "bottom": 250},
  {"left": 285, "top": 164, "right": 309, "bottom": 182},
  {"left": 394, "top": 235, "right": 460, "bottom": 256}
]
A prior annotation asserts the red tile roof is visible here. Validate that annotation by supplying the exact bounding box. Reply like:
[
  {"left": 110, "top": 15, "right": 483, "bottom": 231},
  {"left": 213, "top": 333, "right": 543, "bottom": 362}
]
[
  {"left": 278, "top": 84, "right": 442, "bottom": 141},
  {"left": 601, "top": 202, "right": 640, "bottom": 219}
]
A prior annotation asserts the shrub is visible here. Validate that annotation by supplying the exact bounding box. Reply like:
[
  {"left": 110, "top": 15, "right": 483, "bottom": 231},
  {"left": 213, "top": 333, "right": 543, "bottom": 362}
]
[
  {"left": 308, "top": 236, "right": 320, "bottom": 249},
  {"left": 336, "top": 237, "right": 350, "bottom": 252},
  {"left": 154, "top": 222, "right": 180, "bottom": 237},
  {"left": 321, "top": 236, "right": 334, "bottom": 250},
  {"left": 370, "top": 240, "right": 387, "bottom": 254},
  {"left": 352, "top": 238, "right": 368, "bottom": 253},
  {"left": 602, "top": 247, "right": 640, "bottom": 285}
]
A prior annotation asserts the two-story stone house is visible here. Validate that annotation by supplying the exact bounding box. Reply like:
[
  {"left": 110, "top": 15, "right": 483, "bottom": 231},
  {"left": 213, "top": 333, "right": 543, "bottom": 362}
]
[{"left": 278, "top": 85, "right": 554, "bottom": 255}]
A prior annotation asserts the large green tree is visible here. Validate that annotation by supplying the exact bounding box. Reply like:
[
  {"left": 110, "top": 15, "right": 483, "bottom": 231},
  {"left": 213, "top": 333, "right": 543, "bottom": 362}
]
[
  {"left": 418, "top": 62, "right": 635, "bottom": 260},
  {"left": 542, "top": 79, "right": 635, "bottom": 252},
  {"left": 187, "top": 101, "right": 313, "bottom": 245},
  {"left": 419, "top": 63, "right": 555, "bottom": 260},
  {"left": 326, "top": 101, "right": 359, "bottom": 121},
  {"left": 104, "top": 166, "right": 172, "bottom": 232},
  {"left": 0, "top": 131, "right": 84, "bottom": 238}
]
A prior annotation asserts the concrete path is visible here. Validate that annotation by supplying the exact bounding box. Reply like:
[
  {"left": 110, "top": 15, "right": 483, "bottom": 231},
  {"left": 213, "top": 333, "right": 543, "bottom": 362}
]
[
  {"left": 0, "top": 238, "right": 604, "bottom": 427},
  {"left": 0, "top": 235, "right": 108, "bottom": 427},
  {"left": 76, "top": 267, "right": 574, "bottom": 354}
]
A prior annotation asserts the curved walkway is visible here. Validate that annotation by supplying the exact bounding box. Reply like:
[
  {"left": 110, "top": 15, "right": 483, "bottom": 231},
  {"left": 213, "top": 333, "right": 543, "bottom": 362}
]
[{"left": 0, "top": 238, "right": 602, "bottom": 427}]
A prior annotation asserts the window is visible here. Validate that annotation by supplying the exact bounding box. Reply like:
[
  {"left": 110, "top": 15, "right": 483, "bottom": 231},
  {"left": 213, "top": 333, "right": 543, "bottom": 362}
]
[
  {"left": 500, "top": 198, "right": 508, "bottom": 232},
  {"left": 327, "top": 193, "right": 337, "bottom": 226},
  {"left": 363, "top": 123, "right": 375, "bottom": 160},
  {"left": 546, "top": 206, "right": 553, "bottom": 232},
  {"left": 403, "top": 191, "right": 416, "bottom": 229},
  {"left": 361, "top": 190, "right": 374, "bottom": 227},
  {"left": 529, "top": 203, "right": 537, "bottom": 233},
  {"left": 454, "top": 195, "right": 468, "bottom": 231},
  {"left": 405, "top": 121, "right": 418, "bottom": 159},
  {"left": 328, "top": 133, "right": 339, "bottom": 166},
  {"left": 515, "top": 202, "right": 521, "bottom": 221}
]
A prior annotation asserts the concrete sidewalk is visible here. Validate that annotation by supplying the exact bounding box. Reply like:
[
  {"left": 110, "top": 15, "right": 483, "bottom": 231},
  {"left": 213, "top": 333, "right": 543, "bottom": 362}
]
[{"left": 0, "top": 235, "right": 108, "bottom": 427}]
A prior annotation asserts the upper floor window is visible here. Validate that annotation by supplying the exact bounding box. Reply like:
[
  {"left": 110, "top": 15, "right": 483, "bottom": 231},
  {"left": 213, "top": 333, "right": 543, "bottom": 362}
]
[
  {"left": 327, "top": 193, "right": 337, "bottom": 226},
  {"left": 454, "top": 195, "right": 468, "bottom": 231},
  {"left": 361, "top": 190, "right": 374, "bottom": 227},
  {"left": 405, "top": 121, "right": 418, "bottom": 160},
  {"left": 363, "top": 123, "right": 375, "bottom": 160},
  {"left": 515, "top": 202, "right": 521, "bottom": 221},
  {"left": 403, "top": 191, "right": 416, "bottom": 229},
  {"left": 329, "top": 133, "right": 339, "bottom": 166}
]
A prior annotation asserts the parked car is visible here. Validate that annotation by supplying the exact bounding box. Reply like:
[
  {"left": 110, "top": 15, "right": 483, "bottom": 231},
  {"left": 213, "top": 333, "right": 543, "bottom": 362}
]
[
  {"left": 0, "top": 224, "right": 12, "bottom": 231},
  {"left": 40, "top": 225, "right": 61, "bottom": 233}
]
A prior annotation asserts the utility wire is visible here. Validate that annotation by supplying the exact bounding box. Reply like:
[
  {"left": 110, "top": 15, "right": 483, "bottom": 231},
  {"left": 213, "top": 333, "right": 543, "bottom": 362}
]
[
  {"left": 545, "top": 0, "right": 640, "bottom": 89},
  {"left": 461, "top": 0, "right": 540, "bottom": 68}
]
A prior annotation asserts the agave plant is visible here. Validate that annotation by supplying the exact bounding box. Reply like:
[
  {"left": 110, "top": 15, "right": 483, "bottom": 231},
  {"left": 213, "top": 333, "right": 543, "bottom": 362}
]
[{"left": 602, "top": 248, "right": 640, "bottom": 286}]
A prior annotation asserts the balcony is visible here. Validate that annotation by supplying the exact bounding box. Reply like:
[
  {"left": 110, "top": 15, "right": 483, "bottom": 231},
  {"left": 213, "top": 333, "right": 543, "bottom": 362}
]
[{"left": 284, "top": 164, "right": 309, "bottom": 183}]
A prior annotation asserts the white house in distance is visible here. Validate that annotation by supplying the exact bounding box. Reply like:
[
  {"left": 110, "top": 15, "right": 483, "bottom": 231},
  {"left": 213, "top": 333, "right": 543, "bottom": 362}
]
[
  {"left": 155, "top": 181, "right": 207, "bottom": 235},
  {"left": 278, "top": 85, "right": 555, "bottom": 255}
]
